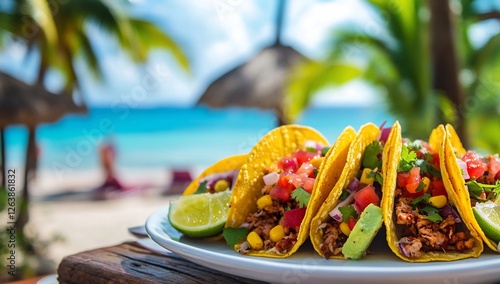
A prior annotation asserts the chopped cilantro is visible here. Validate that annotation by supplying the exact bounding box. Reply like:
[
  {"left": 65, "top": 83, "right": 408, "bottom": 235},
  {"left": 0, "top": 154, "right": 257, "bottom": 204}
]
[
  {"left": 367, "top": 170, "right": 384, "bottom": 186},
  {"left": 338, "top": 205, "right": 358, "bottom": 223},
  {"left": 313, "top": 168, "right": 318, "bottom": 178},
  {"left": 425, "top": 212, "right": 443, "bottom": 223},
  {"left": 321, "top": 146, "right": 330, "bottom": 156},
  {"left": 415, "top": 180, "right": 426, "bottom": 192},
  {"left": 306, "top": 146, "right": 317, "bottom": 153},
  {"left": 339, "top": 189, "right": 350, "bottom": 201},
  {"left": 467, "top": 180, "right": 483, "bottom": 197},
  {"left": 398, "top": 145, "right": 418, "bottom": 172},
  {"left": 415, "top": 159, "right": 441, "bottom": 179},
  {"left": 194, "top": 180, "right": 208, "bottom": 194},
  {"left": 292, "top": 187, "right": 311, "bottom": 208},
  {"left": 223, "top": 227, "right": 249, "bottom": 248},
  {"left": 362, "top": 141, "right": 383, "bottom": 170},
  {"left": 420, "top": 205, "right": 439, "bottom": 215},
  {"left": 411, "top": 193, "right": 431, "bottom": 206}
]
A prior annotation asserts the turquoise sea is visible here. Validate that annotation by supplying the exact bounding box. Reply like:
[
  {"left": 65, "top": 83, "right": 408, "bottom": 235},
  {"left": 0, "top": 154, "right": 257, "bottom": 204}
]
[{"left": 4, "top": 106, "right": 394, "bottom": 172}]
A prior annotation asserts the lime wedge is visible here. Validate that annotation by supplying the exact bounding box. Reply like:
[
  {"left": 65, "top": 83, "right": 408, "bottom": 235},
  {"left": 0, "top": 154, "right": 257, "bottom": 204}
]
[
  {"left": 168, "top": 191, "right": 231, "bottom": 238},
  {"left": 472, "top": 201, "right": 500, "bottom": 244}
]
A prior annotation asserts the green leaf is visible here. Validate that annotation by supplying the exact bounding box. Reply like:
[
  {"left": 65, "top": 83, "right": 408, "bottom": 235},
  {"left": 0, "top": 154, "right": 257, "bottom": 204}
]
[
  {"left": 466, "top": 180, "right": 483, "bottom": 197},
  {"left": 415, "top": 159, "right": 441, "bottom": 179},
  {"left": 291, "top": 187, "right": 311, "bottom": 208},
  {"left": 398, "top": 145, "right": 417, "bottom": 172},
  {"left": 306, "top": 147, "right": 317, "bottom": 153},
  {"left": 222, "top": 227, "right": 248, "bottom": 248},
  {"left": 339, "top": 189, "right": 350, "bottom": 201},
  {"left": 194, "top": 181, "right": 208, "bottom": 195},
  {"left": 420, "top": 205, "right": 439, "bottom": 215},
  {"left": 425, "top": 212, "right": 443, "bottom": 223},
  {"left": 321, "top": 146, "right": 330, "bottom": 156},
  {"left": 362, "top": 141, "right": 383, "bottom": 169},
  {"left": 411, "top": 193, "right": 431, "bottom": 206},
  {"left": 339, "top": 205, "right": 358, "bottom": 223}
]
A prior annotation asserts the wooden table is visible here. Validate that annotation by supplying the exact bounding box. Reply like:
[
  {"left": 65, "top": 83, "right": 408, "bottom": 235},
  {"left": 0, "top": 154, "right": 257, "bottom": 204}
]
[{"left": 57, "top": 241, "right": 267, "bottom": 284}]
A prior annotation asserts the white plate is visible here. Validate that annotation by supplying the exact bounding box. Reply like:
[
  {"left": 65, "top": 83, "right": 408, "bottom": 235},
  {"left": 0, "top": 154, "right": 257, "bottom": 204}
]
[{"left": 146, "top": 205, "right": 500, "bottom": 284}]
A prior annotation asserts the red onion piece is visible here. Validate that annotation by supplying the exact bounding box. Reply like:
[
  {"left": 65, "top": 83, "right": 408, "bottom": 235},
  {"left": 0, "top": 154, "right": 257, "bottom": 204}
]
[
  {"left": 378, "top": 124, "right": 392, "bottom": 144},
  {"left": 347, "top": 178, "right": 360, "bottom": 192},
  {"left": 456, "top": 158, "right": 470, "bottom": 180},
  {"left": 440, "top": 205, "right": 462, "bottom": 223},
  {"left": 263, "top": 172, "right": 279, "bottom": 186},
  {"left": 329, "top": 191, "right": 355, "bottom": 222},
  {"left": 200, "top": 170, "right": 239, "bottom": 189}
]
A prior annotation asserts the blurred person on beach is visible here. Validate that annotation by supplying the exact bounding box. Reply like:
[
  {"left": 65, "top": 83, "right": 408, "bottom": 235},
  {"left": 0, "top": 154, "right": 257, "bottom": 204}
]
[{"left": 93, "top": 138, "right": 126, "bottom": 199}]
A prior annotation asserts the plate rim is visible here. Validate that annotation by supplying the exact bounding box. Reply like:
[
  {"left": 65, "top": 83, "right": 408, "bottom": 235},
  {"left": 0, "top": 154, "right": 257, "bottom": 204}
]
[{"left": 145, "top": 204, "right": 500, "bottom": 283}]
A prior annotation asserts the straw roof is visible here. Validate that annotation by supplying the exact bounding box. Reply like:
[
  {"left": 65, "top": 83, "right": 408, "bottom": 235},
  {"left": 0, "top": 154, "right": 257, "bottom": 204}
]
[
  {"left": 197, "top": 44, "right": 305, "bottom": 121},
  {"left": 0, "top": 71, "right": 87, "bottom": 127}
]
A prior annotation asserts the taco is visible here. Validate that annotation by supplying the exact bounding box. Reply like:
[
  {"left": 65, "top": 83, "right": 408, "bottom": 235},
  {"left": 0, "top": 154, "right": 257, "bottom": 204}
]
[
  {"left": 182, "top": 154, "right": 248, "bottom": 196},
  {"left": 383, "top": 124, "right": 483, "bottom": 262},
  {"left": 310, "top": 122, "right": 398, "bottom": 259},
  {"left": 224, "top": 125, "right": 356, "bottom": 258},
  {"left": 442, "top": 124, "right": 500, "bottom": 252}
]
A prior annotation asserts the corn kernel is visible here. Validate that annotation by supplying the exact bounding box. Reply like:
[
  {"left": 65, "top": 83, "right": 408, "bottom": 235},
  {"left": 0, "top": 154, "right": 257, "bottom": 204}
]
[
  {"left": 257, "top": 195, "right": 273, "bottom": 209},
  {"left": 269, "top": 225, "right": 285, "bottom": 242},
  {"left": 428, "top": 195, "right": 447, "bottom": 208},
  {"left": 360, "top": 168, "right": 375, "bottom": 185},
  {"left": 310, "top": 157, "right": 324, "bottom": 168},
  {"left": 421, "top": 177, "right": 430, "bottom": 193},
  {"left": 214, "top": 179, "right": 230, "bottom": 192},
  {"left": 247, "top": 231, "right": 263, "bottom": 250},
  {"left": 340, "top": 222, "right": 351, "bottom": 236}
]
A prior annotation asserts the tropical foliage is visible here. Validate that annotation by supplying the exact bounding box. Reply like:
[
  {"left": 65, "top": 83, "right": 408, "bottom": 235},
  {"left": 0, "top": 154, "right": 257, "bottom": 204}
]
[
  {"left": 0, "top": 0, "right": 188, "bottom": 280},
  {"left": 285, "top": 0, "right": 500, "bottom": 153}
]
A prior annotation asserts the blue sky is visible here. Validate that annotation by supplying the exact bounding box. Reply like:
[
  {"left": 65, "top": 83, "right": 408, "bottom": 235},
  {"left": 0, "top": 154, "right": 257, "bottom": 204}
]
[
  {"left": 0, "top": 0, "right": 384, "bottom": 108},
  {"left": 0, "top": 0, "right": 498, "bottom": 108}
]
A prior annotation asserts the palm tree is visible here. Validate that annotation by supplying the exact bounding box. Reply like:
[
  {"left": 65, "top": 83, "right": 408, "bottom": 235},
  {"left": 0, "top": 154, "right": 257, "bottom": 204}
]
[
  {"left": 0, "top": 1, "right": 188, "bottom": 278},
  {"left": 285, "top": 0, "right": 500, "bottom": 151}
]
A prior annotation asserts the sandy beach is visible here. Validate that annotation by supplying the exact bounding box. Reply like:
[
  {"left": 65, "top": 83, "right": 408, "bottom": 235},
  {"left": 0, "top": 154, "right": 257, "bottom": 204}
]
[{"left": 24, "top": 167, "right": 189, "bottom": 272}]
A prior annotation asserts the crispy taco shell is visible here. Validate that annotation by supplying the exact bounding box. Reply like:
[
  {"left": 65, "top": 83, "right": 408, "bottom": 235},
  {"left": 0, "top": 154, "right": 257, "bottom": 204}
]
[
  {"left": 383, "top": 124, "right": 483, "bottom": 262},
  {"left": 182, "top": 154, "right": 248, "bottom": 195},
  {"left": 226, "top": 124, "right": 346, "bottom": 258},
  {"left": 443, "top": 124, "right": 498, "bottom": 252},
  {"left": 310, "top": 122, "right": 395, "bottom": 259}
]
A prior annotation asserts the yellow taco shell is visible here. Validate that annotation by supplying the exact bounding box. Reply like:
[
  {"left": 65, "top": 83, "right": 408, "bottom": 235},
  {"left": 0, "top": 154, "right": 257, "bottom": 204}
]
[
  {"left": 226, "top": 124, "right": 334, "bottom": 258},
  {"left": 443, "top": 124, "right": 498, "bottom": 252},
  {"left": 310, "top": 122, "right": 394, "bottom": 259},
  {"left": 182, "top": 154, "right": 248, "bottom": 195},
  {"left": 383, "top": 124, "right": 483, "bottom": 262}
]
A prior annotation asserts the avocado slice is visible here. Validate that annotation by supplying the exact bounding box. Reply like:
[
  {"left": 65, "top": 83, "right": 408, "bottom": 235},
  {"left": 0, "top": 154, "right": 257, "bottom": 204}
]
[{"left": 342, "top": 203, "right": 383, "bottom": 259}]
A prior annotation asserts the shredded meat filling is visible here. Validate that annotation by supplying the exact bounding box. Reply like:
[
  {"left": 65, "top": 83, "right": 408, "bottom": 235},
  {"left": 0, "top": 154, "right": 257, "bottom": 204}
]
[
  {"left": 395, "top": 195, "right": 475, "bottom": 257},
  {"left": 319, "top": 221, "right": 347, "bottom": 259},
  {"left": 241, "top": 199, "right": 298, "bottom": 255}
]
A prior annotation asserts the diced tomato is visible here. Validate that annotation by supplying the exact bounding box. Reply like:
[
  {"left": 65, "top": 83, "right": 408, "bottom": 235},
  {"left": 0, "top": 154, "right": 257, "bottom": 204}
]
[
  {"left": 302, "top": 177, "right": 315, "bottom": 193},
  {"left": 353, "top": 185, "right": 380, "bottom": 212},
  {"left": 461, "top": 152, "right": 486, "bottom": 179},
  {"left": 297, "top": 162, "right": 315, "bottom": 178},
  {"left": 432, "top": 153, "right": 440, "bottom": 168},
  {"left": 487, "top": 156, "right": 500, "bottom": 181},
  {"left": 281, "top": 207, "right": 306, "bottom": 231},
  {"left": 347, "top": 215, "right": 357, "bottom": 230},
  {"left": 276, "top": 173, "right": 295, "bottom": 193},
  {"left": 278, "top": 157, "right": 298, "bottom": 173},
  {"left": 405, "top": 167, "right": 421, "bottom": 193},
  {"left": 270, "top": 186, "right": 291, "bottom": 202},
  {"left": 430, "top": 179, "right": 447, "bottom": 197},
  {"left": 292, "top": 150, "right": 318, "bottom": 166},
  {"left": 397, "top": 172, "right": 409, "bottom": 188}
]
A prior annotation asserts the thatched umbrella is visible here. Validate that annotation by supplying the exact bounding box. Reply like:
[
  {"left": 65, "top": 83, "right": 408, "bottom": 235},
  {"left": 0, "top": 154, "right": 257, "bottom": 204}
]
[
  {"left": 0, "top": 71, "right": 87, "bottom": 230},
  {"left": 197, "top": 0, "right": 304, "bottom": 125}
]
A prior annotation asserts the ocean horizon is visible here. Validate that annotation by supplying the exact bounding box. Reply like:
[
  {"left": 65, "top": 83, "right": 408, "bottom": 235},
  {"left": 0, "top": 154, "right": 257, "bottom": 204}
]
[{"left": 5, "top": 105, "right": 395, "bottom": 174}]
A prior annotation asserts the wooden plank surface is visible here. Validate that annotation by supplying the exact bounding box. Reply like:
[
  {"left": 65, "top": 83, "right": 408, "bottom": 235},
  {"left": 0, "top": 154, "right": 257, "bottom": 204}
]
[{"left": 57, "top": 242, "right": 266, "bottom": 284}]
